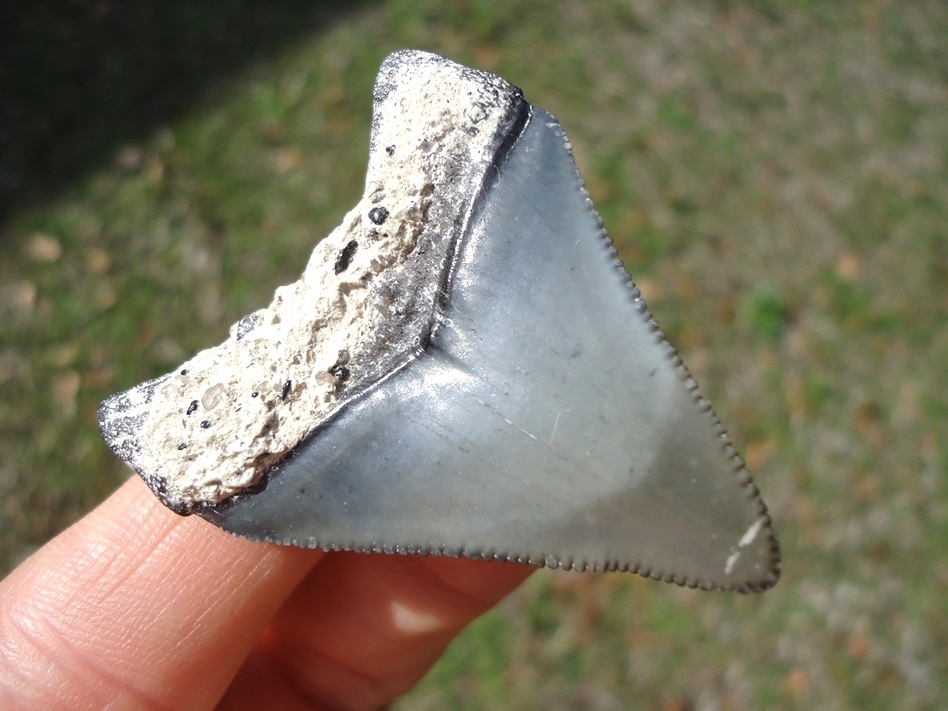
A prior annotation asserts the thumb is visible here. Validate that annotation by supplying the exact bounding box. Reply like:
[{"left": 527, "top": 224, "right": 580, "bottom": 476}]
[{"left": 0, "top": 476, "right": 321, "bottom": 711}]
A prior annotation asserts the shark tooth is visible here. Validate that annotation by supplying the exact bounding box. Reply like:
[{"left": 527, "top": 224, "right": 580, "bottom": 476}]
[{"left": 99, "top": 50, "right": 780, "bottom": 592}]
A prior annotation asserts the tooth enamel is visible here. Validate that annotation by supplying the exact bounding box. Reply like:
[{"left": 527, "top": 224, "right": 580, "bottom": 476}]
[
  {"left": 738, "top": 517, "right": 765, "bottom": 548},
  {"left": 724, "top": 551, "right": 740, "bottom": 576}
]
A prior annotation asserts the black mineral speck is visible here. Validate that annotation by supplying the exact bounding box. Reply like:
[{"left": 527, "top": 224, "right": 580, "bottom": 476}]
[
  {"left": 186, "top": 400, "right": 198, "bottom": 415},
  {"left": 331, "top": 364, "right": 350, "bottom": 382},
  {"left": 178, "top": 443, "right": 188, "bottom": 450},
  {"left": 368, "top": 206, "right": 389, "bottom": 225},
  {"left": 281, "top": 379, "right": 292, "bottom": 400},
  {"left": 333, "top": 240, "right": 358, "bottom": 275},
  {"left": 200, "top": 420, "right": 211, "bottom": 429},
  {"left": 385, "top": 144, "right": 395, "bottom": 156},
  {"left": 235, "top": 312, "right": 261, "bottom": 341}
]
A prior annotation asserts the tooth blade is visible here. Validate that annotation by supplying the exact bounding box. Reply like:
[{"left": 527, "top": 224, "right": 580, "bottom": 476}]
[{"left": 202, "top": 106, "right": 779, "bottom": 592}]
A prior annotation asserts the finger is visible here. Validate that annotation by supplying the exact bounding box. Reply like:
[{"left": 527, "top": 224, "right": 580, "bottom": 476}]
[
  {"left": 219, "top": 551, "right": 534, "bottom": 711},
  {"left": 0, "top": 477, "right": 322, "bottom": 711}
]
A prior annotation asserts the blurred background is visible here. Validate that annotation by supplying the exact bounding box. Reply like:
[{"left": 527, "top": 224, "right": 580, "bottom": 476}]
[{"left": 1, "top": 1, "right": 945, "bottom": 708}]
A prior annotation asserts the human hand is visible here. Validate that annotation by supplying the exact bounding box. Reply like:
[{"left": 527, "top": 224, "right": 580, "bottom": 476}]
[{"left": 0, "top": 477, "right": 533, "bottom": 710}]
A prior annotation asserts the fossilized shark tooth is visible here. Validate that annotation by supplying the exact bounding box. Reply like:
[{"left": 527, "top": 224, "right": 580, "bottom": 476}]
[{"left": 99, "top": 50, "right": 780, "bottom": 592}]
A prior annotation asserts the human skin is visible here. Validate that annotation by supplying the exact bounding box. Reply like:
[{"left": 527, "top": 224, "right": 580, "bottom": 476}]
[{"left": 0, "top": 477, "right": 533, "bottom": 710}]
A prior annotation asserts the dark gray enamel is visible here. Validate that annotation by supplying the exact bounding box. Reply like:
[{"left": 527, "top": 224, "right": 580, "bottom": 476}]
[{"left": 201, "top": 109, "right": 780, "bottom": 592}]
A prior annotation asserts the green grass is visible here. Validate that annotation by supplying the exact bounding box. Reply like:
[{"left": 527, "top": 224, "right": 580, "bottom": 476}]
[{"left": 2, "top": 1, "right": 947, "bottom": 708}]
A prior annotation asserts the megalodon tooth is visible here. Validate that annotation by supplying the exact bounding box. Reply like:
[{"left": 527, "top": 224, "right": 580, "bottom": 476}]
[{"left": 99, "top": 50, "right": 780, "bottom": 592}]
